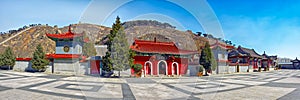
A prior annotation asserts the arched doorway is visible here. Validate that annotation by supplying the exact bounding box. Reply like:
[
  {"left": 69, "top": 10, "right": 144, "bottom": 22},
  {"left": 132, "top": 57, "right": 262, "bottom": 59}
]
[
  {"left": 144, "top": 61, "right": 153, "bottom": 75},
  {"left": 157, "top": 60, "right": 168, "bottom": 75},
  {"left": 172, "top": 62, "right": 179, "bottom": 75}
]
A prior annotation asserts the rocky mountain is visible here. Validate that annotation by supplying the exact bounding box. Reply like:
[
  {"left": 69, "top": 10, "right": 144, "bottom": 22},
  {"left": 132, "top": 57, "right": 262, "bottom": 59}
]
[
  {"left": 123, "top": 20, "right": 207, "bottom": 51},
  {"left": 0, "top": 25, "right": 56, "bottom": 58},
  {"left": 0, "top": 24, "right": 111, "bottom": 58},
  {"left": 124, "top": 26, "right": 200, "bottom": 51},
  {"left": 122, "top": 20, "right": 176, "bottom": 29},
  {"left": 0, "top": 20, "right": 208, "bottom": 58}
]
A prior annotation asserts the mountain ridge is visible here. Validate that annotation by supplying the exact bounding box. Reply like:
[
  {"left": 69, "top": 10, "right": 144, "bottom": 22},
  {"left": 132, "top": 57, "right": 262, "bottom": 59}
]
[{"left": 0, "top": 20, "right": 208, "bottom": 58}]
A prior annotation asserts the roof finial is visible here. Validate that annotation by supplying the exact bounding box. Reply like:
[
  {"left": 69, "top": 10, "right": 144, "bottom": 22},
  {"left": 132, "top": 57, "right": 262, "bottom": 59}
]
[
  {"left": 264, "top": 51, "right": 266, "bottom": 54},
  {"left": 68, "top": 24, "right": 71, "bottom": 33}
]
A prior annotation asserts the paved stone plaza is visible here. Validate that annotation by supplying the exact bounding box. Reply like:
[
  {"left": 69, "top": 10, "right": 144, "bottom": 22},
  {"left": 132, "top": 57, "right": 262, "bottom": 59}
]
[{"left": 0, "top": 70, "right": 299, "bottom": 100}]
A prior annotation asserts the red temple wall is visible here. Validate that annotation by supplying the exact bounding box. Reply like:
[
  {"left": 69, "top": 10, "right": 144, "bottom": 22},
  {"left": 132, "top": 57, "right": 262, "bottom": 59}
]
[{"left": 132, "top": 56, "right": 189, "bottom": 76}]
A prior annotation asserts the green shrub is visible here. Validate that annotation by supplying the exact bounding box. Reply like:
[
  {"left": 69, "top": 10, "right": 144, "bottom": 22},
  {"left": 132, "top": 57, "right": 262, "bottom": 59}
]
[
  {"left": 133, "top": 64, "right": 143, "bottom": 73},
  {"left": 0, "top": 47, "right": 16, "bottom": 69},
  {"left": 31, "top": 44, "right": 49, "bottom": 72},
  {"left": 199, "top": 65, "right": 204, "bottom": 72},
  {"left": 0, "top": 54, "right": 4, "bottom": 66}
]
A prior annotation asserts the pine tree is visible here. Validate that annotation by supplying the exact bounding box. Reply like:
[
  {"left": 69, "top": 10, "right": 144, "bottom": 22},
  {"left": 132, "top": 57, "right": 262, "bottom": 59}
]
[
  {"left": 102, "top": 16, "right": 131, "bottom": 77},
  {"left": 0, "top": 54, "right": 4, "bottom": 67},
  {"left": 102, "top": 16, "right": 121, "bottom": 72},
  {"left": 111, "top": 25, "right": 130, "bottom": 77},
  {"left": 211, "top": 51, "right": 217, "bottom": 71},
  {"left": 31, "top": 44, "right": 49, "bottom": 72},
  {"left": 199, "top": 42, "right": 212, "bottom": 76},
  {"left": 0, "top": 47, "right": 16, "bottom": 69},
  {"left": 102, "top": 52, "right": 113, "bottom": 72}
]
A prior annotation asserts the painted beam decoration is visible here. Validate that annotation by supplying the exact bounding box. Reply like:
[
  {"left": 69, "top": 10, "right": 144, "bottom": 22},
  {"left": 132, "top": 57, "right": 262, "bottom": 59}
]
[{"left": 45, "top": 25, "right": 87, "bottom": 75}]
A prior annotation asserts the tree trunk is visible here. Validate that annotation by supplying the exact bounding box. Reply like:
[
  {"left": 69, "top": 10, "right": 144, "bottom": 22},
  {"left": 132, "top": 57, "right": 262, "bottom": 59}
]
[
  {"left": 205, "top": 69, "right": 209, "bottom": 76},
  {"left": 118, "top": 71, "right": 120, "bottom": 78}
]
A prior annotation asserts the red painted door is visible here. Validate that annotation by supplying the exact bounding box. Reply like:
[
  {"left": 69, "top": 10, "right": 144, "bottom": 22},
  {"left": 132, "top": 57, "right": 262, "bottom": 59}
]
[{"left": 90, "top": 60, "right": 100, "bottom": 74}]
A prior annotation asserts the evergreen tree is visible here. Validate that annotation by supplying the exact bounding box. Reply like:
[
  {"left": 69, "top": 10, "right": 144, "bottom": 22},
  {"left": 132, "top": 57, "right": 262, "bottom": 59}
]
[
  {"left": 211, "top": 51, "right": 217, "bottom": 71},
  {"left": 0, "top": 54, "right": 4, "bottom": 67},
  {"left": 31, "top": 44, "right": 49, "bottom": 72},
  {"left": 102, "top": 52, "right": 113, "bottom": 72},
  {"left": 111, "top": 25, "right": 130, "bottom": 77},
  {"left": 129, "top": 49, "right": 136, "bottom": 68},
  {"left": 83, "top": 42, "right": 97, "bottom": 57},
  {"left": 103, "top": 16, "right": 131, "bottom": 77},
  {"left": 199, "top": 42, "right": 212, "bottom": 76},
  {"left": 0, "top": 47, "right": 16, "bottom": 69},
  {"left": 82, "top": 32, "right": 97, "bottom": 57},
  {"left": 102, "top": 16, "right": 121, "bottom": 72},
  {"left": 0, "top": 54, "right": 3, "bottom": 66}
]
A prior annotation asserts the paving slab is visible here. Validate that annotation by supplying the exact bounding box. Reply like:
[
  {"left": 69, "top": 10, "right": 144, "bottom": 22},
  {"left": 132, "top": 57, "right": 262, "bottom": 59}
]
[{"left": 0, "top": 70, "right": 299, "bottom": 100}]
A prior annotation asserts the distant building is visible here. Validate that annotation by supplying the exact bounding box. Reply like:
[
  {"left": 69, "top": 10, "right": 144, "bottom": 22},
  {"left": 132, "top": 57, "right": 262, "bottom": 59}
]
[
  {"left": 261, "top": 51, "right": 277, "bottom": 71},
  {"left": 278, "top": 57, "right": 300, "bottom": 69},
  {"left": 278, "top": 58, "right": 292, "bottom": 63},
  {"left": 291, "top": 58, "right": 300, "bottom": 69},
  {"left": 209, "top": 39, "right": 234, "bottom": 74},
  {"left": 227, "top": 46, "right": 277, "bottom": 72},
  {"left": 277, "top": 57, "right": 293, "bottom": 69},
  {"left": 269, "top": 55, "right": 278, "bottom": 69},
  {"left": 95, "top": 45, "right": 108, "bottom": 57},
  {"left": 91, "top": 45, "right": 108, "bottom": 75},
  {"left": 228, "top": 46, "right": 262, "bottom": 72}
]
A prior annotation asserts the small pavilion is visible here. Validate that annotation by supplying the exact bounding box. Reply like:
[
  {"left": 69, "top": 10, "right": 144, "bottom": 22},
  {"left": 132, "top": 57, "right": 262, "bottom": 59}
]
[{"left": 46, "top": 25, "right": 87, "bottom": 75}]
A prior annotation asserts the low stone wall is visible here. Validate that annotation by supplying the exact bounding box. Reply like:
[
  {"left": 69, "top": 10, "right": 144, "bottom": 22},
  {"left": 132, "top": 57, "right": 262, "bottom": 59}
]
[
  {"left": 280, "top": 64, "right": 294, "bottom": 69},
  {"left": 52, "top": 59, "right": 88, "bottom": 75},
  {"left": 188, "top": 65, "right": 199, "bottom": 76},
  {"left": 14, "top": 59, "right": 89, "bottom": 76},
  {"left": 248, "top": 65, "right": 254, "bottom": 72},
  {"left": 269, "top": 67, "right": 275, "bottom": 71},
  {"left": 228, "top": 66, "right": 236, "bottom": 73},
  {"left": 217, "top": 65, "right": 229, "bottom": 74},
  {"left": 13, "top": 61, "right": 31, "bottom": 71},
  {"left": 45, "top": 64, "right": 53, "bottom": 73},
  {"left": 239, "top": 66, "right": 248, "bottom": 72},
  {"left": 52, "top": 59, "right": 76, "bottom": 75},
  {"left": 80, "top": 62, "right": 89, "bottom": 75}
]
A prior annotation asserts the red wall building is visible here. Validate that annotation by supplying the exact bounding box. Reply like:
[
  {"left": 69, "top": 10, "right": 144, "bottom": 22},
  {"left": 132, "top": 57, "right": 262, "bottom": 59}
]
[{"left": 130, "top": 39, "right": 197, "bottom": 76}]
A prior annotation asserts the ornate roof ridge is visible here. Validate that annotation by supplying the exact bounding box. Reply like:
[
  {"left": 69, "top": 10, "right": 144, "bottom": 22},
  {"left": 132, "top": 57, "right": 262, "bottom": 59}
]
[{"left": 46, "top": 25, "right": 84, "bottom": 39}]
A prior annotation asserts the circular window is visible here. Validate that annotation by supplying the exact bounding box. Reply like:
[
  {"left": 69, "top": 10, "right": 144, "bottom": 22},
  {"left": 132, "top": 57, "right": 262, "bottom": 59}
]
[{"left": 63, "top": 45, "right": 70, "bottom": 52}]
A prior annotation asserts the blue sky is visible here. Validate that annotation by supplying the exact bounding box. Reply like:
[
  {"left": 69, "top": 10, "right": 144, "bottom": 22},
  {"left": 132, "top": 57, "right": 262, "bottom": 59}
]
[
  {"left": 0, "top": 0, "right": 90, "bottom": 31},
  {"left": 0, "top": 0, "right": 299, "bottom": 59},
  {"left": 208, "top": 0, "right": 300, "bottom": 59}
]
